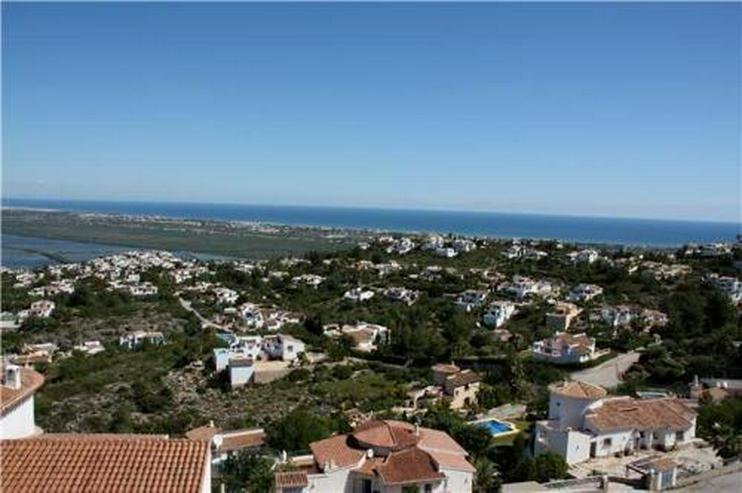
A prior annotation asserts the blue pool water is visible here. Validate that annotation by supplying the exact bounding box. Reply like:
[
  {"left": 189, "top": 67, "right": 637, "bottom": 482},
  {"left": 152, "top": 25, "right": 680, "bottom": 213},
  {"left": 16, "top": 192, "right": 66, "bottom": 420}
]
[{"left": 477, "top": 419, "right": 515, "bottom": 435}]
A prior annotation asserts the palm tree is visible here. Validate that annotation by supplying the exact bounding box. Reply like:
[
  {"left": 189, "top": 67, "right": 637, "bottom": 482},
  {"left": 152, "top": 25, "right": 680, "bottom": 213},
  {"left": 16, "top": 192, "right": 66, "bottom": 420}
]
[{"left": 474, "top": 457, "right": 500, "bottom": 493}]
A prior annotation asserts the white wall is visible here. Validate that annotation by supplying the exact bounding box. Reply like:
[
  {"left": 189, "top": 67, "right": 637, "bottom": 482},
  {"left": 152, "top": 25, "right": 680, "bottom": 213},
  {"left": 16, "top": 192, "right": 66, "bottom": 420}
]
[
  {"left": 591, "top": 430, "right": 634, "bottom": 458},
  {"left": 440, "top": 468, "right": 473, "bottom": 493},
  {"left": 200, "top": 447, "right": 212, "bottom": 493},
  {"left": 0, "top": 395, "right": 36, "bottom": 439}
]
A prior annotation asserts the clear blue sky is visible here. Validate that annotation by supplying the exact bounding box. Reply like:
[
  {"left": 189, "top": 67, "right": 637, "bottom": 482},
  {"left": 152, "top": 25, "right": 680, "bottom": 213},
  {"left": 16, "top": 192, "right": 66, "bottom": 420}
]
[{"left": 2, "top": 2, "right": 740, "bottom": 222}]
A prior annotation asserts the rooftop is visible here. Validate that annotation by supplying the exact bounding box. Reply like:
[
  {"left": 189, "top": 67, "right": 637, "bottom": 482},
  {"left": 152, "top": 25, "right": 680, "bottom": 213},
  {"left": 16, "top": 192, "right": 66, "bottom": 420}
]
[
  {"left": 1, "top": 367, "right": 45, "bottom": 416},
  {"left": 0, "top": 435, "right": 208, "bottom": 493}
]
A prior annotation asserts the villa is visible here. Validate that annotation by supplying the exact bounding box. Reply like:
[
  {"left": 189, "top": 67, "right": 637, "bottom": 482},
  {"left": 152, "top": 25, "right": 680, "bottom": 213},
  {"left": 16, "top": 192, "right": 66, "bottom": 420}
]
[
  {"left": 432, "top": 364, "right": 482, "bottom": 410},
  {"left": 128, "top": 282, "right": 158, "bottom": 297},
  {"left": 1, "top": 364, "right": 45, "bottom": 439},
  {"left": 455, "top": 289, "right": 489, "bottom": 312},
  {"left": 27, "top": 300, "right": 55, "bottom": 319},
  {"left": 482, "top": 301, "right": 517, "bottom": 328},
  {"left": 534, "top": 381, "right": 697, "bottom": 465},
  {"left": 567, "top": 283, "right": 604, "bottom": 303},
  {"left": 531, "top": 332, "right": 598, "bottom": 365},
  {"left": 73, "top": 340, "right": 105, "bottom": 356},
  {"left": 274, "top": 420, "right": 475, "bottom": 493},
  {"left": 344, "top": 287, "right": 376, "bottom": 303},
  {"left": 119, "top": 331, "right": 165, "bottom": 349},
  {"left": 568, "top": 249, "right": 601, "bottom": 264}
]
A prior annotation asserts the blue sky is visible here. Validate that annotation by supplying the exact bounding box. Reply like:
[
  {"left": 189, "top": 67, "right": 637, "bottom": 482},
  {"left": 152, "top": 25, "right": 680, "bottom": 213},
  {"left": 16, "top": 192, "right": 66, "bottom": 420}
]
[{"left": 2, "top": 2, "right": 740, "bottom": 222}]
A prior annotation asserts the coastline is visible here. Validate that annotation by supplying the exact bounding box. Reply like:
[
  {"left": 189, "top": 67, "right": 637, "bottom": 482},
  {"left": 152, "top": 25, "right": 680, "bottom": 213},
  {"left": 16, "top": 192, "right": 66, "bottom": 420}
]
[{"left": 2, "top": 199, "right": 738, "bottom": 248}]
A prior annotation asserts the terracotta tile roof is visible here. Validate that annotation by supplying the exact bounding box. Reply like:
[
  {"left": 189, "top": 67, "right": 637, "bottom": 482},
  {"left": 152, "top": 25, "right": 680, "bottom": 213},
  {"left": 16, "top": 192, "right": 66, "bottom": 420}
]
[
  {"left": 425, "top": 448, "right": 477, "bottom": 473},
  {"left": 185, "top": 424, "right": 221, "bottom": 442},
  {"left": 550, "top": 380, "right": 607, "bottom": 400},
  {"left": 1, "top": 435, "right": 208, "bottom": 493},
  {"left": 432, "top": 363, "right": 460, "bottom": 374},
  {"left": 0, "top": 368, "right": 45, "bottom": 416},
  {"left": 585, "top": 397, "right": 696, "bottom": 432},
  {"left": 417, "top": 427, "right": 469, "bottom": 456},
  {"left": 375, "top": 447, "right": 445, "bottom": 485},
  {"left": 310, "top": 434, "right": 365, "bottom": 469},
  {"left": 274, "top": 471, "right": 308, "bottom": 488},
  {"left": 352, "top": 420, "right": 419, "bottom": 451},
  {"left": 216, "top": 428, "right": 266, "bottom": 453},
  {"left": 446, "top": 369, "right": 482, "bottom": 388}
]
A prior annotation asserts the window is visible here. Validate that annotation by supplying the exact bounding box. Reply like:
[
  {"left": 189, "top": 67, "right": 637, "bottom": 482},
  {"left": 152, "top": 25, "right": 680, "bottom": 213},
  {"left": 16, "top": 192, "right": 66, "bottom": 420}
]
[
  {"left": 602, "top": 438, "right": 612, "bottom": 448},
  {"left": 425, "top": 484, "right": 433, "bottom": 493},
  {"left": 676, "top": 431, "right": 684, "bottom": 442}
]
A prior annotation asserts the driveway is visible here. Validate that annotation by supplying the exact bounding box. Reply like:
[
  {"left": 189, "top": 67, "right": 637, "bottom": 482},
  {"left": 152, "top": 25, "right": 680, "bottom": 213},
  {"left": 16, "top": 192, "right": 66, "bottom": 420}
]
[{"left": 570, "top": 351, "right": 640, "bottom": 389}]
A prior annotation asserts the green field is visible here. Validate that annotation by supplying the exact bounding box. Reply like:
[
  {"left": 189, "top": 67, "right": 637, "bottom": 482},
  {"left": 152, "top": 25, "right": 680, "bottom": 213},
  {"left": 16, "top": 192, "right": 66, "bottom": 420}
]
[{"left": 2, "top": 209, "right": 363, "bottom": 259}]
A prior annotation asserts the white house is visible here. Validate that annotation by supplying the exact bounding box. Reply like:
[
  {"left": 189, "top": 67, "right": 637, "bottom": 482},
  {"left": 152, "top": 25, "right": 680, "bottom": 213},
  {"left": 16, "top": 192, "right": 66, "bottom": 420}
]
[
  {"left": 214, "top": 287, "right": 239, "bottom": 305},
  {"left": 482, "top": 301, "right": 517, "bottom": 328},
  {"left": 534, "top": 381, "right": 697, "bottom": 465},
  {"left": 343, "top": 287, "right": 375, "bottom": 303},
  {"left": 709, "top": 275, "right": 742, "bottom": 303},
  {"left": 262, "top": 334, "right": 306, "bottom": 362},
  {"left": 501, "top": 276, "right": 553, "bottom": 299},
  {"left": 531, "top": 332, "right": 598, "bottom": 365},
  {"left": 119, "top": 331, "right": 165, "bottom": 349},
  {"left": 128, "top": 282, "right": 158, "bottom": 297},
  {"left": 29, "top": 300, "right": 55, "bottom": 318},
  {"left": 228, "top": 356, "right": 255, "bottom": 388},
  {"left": 73, "top": 340, "right": 105, "bottom": 356},
  {"left": 239, "top": 303, "right": 264, "bottom": 329},
  {"left": 435, "top": 247, "right": 458, "bottom": 258},
  {"left": 568, "top": 283, "right": 604, "bottom": 303},
  {"left": 385, "top": 287, "right": 420, "bottom": 305},
  {"left": 274, "top": 420, "right": 475, "bottom": 493},
  {"left": 0, "top": 364, "right": 44, "bottom": 439},
  {"left": 455, "top": 290, "right": 488, "bottom": 312},
  {"left": 568, "top": 249, "right": 601, "bottom": 264}
]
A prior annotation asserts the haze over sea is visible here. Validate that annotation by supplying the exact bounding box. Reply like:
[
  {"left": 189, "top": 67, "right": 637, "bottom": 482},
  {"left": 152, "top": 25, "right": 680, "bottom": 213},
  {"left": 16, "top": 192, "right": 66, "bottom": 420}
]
[{"left": 3, "top": 198, "right": 739, "bottom": 249}]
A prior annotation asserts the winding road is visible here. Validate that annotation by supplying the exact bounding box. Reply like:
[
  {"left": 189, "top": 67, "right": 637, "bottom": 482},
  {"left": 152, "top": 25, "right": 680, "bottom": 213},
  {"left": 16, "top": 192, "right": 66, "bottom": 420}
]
[{"left": 570, "top": 351, "right": 640, "bottom": 389}]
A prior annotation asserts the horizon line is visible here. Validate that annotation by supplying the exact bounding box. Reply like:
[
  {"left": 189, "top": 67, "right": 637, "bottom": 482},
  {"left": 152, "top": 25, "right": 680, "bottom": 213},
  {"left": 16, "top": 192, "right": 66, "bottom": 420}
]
[{"left": 3, "top": 196, "right": 740, "bottom": 227}]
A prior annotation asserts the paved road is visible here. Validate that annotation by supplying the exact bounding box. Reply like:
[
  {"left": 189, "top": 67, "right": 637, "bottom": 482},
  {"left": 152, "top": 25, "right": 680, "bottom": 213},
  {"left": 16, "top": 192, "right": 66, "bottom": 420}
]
[
  {"left": 676, "top": 469, "right": 742, "bottom": 492},
  {"left": 570, "top": 351, "right": 640, "bottom": 389},
  {"left": 177, "top": 296, "right": 228, "bottom": 330}
]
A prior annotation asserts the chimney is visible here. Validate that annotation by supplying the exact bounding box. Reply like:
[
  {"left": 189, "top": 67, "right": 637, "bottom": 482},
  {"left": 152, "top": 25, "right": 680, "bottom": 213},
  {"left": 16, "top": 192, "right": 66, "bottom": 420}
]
[
  {"left": 366, "top": 448, "right": 374, "bottom": 459},
  {"left": 415, "top": 424, "right": 420, "bottom": 436},
  {"left": 4, "top": 365, "right": 21, "bottom": 389}
]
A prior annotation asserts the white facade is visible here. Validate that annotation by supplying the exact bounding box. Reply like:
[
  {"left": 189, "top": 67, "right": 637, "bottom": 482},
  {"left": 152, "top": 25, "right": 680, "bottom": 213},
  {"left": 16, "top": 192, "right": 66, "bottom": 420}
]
[
  {"left": 535, "top": 382, "right": 697, "bottom": 466},
  {"left": 482, "top": 301, "right": 516, "bottom": 328},
  {"left": 0, "top": 393, "right": 37, "bottom": 439}
]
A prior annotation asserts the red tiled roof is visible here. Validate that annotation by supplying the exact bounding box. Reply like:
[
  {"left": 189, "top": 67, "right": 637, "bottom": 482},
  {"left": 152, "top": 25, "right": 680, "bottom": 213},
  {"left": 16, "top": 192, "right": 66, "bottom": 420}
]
[
  {"left": 217, "top": 429, "right": 266, "bottom": 453},
  {"left": 310, "top": 434, "right": 365, "bottom": 469},
  {"left": 550, "top": 380, "right": 607, "bottom": 400},
  {"left": 274, "top": 471, "right": 308, "bottom": 488},
  {"left": 375, "top": 447, "right": 445, "bottom": 485},
  {"left": 417, "top": 427, "right": 469, "bottom": 456},
  {"left": 352, "top": 420, "right": 419, "bottom": 451},
  {"left": 0, "top": 368, "right": 45, "bottom": 416},
  {"left": 0, "top": 435, "right": 208, "bottom": 493},
  {"left": 585, "top": 397, "right": 696, "bottom": 432},
  {"left": 426, "top": 449, "right": 477, "bottom": 473},
  {"left": 446, "top": 369, "right": 482, "bottom": 388},
  {"left": 185, "top": 424, "right": 221, "bottom": 442}
]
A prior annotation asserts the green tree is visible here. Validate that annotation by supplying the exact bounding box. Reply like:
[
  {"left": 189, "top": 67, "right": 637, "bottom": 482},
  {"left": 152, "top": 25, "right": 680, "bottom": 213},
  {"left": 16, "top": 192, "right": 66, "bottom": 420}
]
[
  {"left": 219, "top": 450, "right": 274, "bottom": 493},
  {"left": 267, "top": 409, "right": 333, "bottom": 452}
]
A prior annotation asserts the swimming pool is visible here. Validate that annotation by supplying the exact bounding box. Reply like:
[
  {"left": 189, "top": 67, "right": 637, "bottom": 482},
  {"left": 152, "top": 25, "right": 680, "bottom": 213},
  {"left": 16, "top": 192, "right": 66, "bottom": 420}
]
[{"left": 475, "top": 419, "right": 516, "bottom": 436}]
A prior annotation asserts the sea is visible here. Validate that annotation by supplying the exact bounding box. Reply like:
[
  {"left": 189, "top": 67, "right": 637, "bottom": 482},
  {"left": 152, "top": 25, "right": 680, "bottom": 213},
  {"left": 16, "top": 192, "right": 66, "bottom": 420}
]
[{"left": 1, "top": 198, "right": 739, "bottom": 268}]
